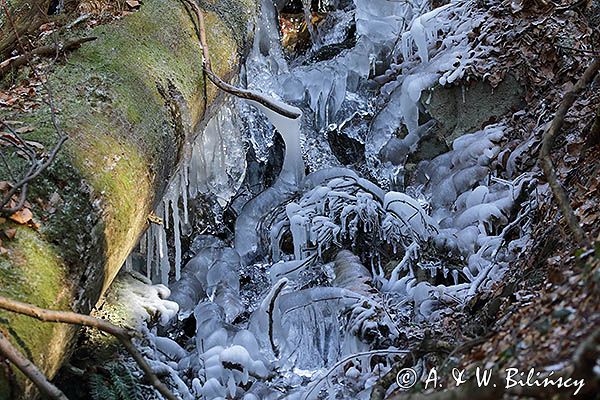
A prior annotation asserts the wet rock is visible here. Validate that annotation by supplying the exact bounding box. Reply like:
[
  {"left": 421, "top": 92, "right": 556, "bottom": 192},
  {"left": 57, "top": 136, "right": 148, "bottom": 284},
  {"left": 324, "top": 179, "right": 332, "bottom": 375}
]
[{"left": 423, "top": 74, "right": 525, "bottom": 143}]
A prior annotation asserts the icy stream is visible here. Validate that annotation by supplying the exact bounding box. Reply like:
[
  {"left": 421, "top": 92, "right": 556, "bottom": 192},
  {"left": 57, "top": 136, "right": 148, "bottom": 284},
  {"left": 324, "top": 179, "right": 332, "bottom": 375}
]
[{"left": 121, "top": 0, "right": 535, "bottom": 398}]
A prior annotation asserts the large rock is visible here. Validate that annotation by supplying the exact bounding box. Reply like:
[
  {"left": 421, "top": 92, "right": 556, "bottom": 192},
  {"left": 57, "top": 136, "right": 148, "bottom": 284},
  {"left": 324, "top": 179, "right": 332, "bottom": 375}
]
[
  {"left": 0, "top": 0, "right": 256, "bottom": 397},
  {"left": 424, "top": 74, "right": 525, "bottom": 143}
]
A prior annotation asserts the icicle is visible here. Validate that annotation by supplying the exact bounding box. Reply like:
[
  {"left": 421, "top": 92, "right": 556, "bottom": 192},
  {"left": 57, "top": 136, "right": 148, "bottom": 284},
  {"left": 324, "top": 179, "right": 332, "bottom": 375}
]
[
  {"left": 158, "top": 222, "right": 170, "bottom": 285},
  {"left": 245, "top": 98, "right": 304, "bottom": 186},
  {"left": 146, "top": 226, "right": 154, "bottom": 279},
  {"left": 172, "top": 197, "right": 182, "bottom": 281}
]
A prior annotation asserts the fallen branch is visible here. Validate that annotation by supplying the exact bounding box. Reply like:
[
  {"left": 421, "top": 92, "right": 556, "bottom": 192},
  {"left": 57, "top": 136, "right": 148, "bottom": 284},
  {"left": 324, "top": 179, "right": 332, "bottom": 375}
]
[
  {"left": 179, "top": 0, "right": 302, "bottom": 120},
  {"left": 0, "top": 296, "right": 178, "bottom": 400},
  {"left": 0, "top": 37, "right": 97, "bottom": 75},
  {"left": 588, "top": 106, "right": 600, "bottom": 145},
  {"left": 539, "top": 57, "right": 599, "bottom": 246},
  {"left": 202, "top": 67, "right": 302, "bottom": 119},
  {"left": 0, "top": 331, "right": 68, "bottom": 400}
]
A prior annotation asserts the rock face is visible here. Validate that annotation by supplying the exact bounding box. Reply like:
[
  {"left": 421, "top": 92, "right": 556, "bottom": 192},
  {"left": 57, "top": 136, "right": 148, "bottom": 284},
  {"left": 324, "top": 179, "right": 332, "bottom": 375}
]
[
  {"left": 0, "top": 0, "right": 256, "bottom": 398},
  {"left": 424, "top": 75, "right": 525, "bottom": 143},
  {"left": 404, "top": 75, "right": 525, "bottom": 167}
]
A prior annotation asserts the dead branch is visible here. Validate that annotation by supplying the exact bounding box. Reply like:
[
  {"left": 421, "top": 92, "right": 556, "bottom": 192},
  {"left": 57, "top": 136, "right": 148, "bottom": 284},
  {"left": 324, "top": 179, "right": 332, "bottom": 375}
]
[
  {"left": 0, "top": 37, "right": 97, "bottom": 75},
  {"left": 0, "top": 120, "right": 68, "bottom": 215},
  {"left": 178, "top": 0, "right": 302, "bottom": 120},
  {"left": 0, "top": 296, "right": 178, "bottom": 400},
  {"left": 202, "top": 67, "right": 302, "bottom": 119},
  {"left": 587, "top": 106, "right": 600, "bottom": 145},
  {"left": 539, "top": 57, "right": 600, "bottom": 247},
  {"left": 0, "top": 331, "right": 68, "bottom": 400}
]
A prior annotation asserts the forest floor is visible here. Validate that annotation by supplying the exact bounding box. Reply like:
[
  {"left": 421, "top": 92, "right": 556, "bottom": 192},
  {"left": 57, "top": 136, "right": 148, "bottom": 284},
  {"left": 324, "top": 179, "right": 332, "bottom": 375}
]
[{"left": 388, "top": 1, "right": 600, "bottom": 398}]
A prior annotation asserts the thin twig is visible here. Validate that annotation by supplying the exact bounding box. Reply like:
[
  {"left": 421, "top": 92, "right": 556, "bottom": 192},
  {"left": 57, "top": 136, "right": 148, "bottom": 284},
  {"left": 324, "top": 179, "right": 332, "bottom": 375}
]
[
  {"left": 0, "top": 37, "right": 97, "bottom": 75},
  {"left": 0, "top": 331, "right": 69, "bottom": 400},
  {"left": 178, "top": 0, "right": 302, "bottom": 119},
  {"left": 0, "top": 296, "right": 178, "bottom": 400},
  {"left": 202, "top": 67, "right": 302, "bottom": 119},
  {"left": 539, "top": 57, "right": 599, "bottom": 247},
  {"left": 556, "top": 44, "right": 600, "bottom": 56},
  {"left": 303, "top": 349, "right": 410, "bottom": 400}
]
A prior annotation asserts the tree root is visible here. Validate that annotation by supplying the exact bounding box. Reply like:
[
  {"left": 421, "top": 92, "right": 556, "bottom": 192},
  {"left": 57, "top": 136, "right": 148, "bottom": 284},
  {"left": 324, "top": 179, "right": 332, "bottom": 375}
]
[
  {"left": 539, "top": 57, "right": 599, "bottom": 247},
  {"left": 0, "top": 296, "right": 178, "bottom": 400}
]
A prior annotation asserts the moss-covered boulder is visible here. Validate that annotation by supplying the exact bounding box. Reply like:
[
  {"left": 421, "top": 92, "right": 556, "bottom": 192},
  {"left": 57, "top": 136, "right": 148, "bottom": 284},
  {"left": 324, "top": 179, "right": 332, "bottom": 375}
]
[{"left": 0, "top": 0, "right": 256, "bottom": 397}]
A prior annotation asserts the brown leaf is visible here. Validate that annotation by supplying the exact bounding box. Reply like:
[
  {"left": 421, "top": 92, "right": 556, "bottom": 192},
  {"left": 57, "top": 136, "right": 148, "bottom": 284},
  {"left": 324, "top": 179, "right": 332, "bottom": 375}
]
[
  {"left": 9, "top": 208, "right": 33, "bottom": 225},
  {"left": 0, "top": 181, "right": 12, "bottom": 191},
  {"left": 25, "top": 140, "right": 44, "bottom": 150},
  {"left": 126, "top": 0, "right": 140, "bottom": 8},
  {"left": 4, "top": 228, "right": 16, "bottom": 239},
  {"left": 14, "top": 126, "right": 34, "bottom": 134}
]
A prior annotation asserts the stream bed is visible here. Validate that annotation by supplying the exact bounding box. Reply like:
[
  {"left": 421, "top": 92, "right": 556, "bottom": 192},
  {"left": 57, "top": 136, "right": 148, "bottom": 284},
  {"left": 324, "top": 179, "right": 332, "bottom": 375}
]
[{"left": 114, "top": 0, "right": 535, "bottom": 398}]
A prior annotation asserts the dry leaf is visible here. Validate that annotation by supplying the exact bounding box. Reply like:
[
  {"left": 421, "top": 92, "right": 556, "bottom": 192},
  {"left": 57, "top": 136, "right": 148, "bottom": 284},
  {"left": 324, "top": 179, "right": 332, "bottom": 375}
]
[
  {"left": 9, "top": 208, "right": 33, "bottom": 225},
  {"left": 14, "top": 126, "right": 34, "bottom": 134},
  {"left": 126, "top": 0, "right": 140, "bottom": 8}
]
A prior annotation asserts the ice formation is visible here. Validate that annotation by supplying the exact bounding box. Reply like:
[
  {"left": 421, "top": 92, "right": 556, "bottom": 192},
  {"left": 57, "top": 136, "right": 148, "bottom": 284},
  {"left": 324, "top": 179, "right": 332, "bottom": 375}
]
[{"left": 118, "top": 0, "right": 536, "bottom": 398}]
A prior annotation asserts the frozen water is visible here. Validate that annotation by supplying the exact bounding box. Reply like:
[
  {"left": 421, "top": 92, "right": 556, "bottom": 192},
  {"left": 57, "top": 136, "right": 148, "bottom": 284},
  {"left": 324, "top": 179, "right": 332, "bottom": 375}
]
[{"left": 118, "top": 0, "right": 535, "bottom": 398}]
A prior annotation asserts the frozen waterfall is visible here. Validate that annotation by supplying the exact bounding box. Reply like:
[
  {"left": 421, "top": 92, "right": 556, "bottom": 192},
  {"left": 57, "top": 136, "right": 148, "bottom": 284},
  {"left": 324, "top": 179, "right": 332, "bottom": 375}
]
[{"left": 120, "top": 0, "right": 534, "bottom": 399}]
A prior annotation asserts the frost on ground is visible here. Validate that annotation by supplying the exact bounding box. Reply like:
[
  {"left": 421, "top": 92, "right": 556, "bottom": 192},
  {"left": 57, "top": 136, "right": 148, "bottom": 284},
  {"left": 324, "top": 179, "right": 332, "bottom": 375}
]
[{"left": 118, "top": 0, "right": 538, "bottom": 398}]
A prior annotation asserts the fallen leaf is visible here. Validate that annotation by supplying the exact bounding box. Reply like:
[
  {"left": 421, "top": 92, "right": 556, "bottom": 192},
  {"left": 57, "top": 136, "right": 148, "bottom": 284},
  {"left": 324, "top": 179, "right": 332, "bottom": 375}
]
[
  {"left": 4, "top": 228, "right": 16, "bottom": 239},
  {"left": 14, "top": 126, "right": 34, "bottom": 134},
  {"left": 9, "top": 208, "right": 33, "bottom": 224},
  {"left": 126, "top": 0, "right": 140, "bottom": 8}
]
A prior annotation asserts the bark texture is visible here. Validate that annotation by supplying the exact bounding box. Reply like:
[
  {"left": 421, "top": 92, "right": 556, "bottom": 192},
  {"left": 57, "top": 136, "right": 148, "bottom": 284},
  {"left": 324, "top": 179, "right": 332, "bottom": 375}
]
[{"left": 0, "top": 0, "right": 256, "bottom": 397}]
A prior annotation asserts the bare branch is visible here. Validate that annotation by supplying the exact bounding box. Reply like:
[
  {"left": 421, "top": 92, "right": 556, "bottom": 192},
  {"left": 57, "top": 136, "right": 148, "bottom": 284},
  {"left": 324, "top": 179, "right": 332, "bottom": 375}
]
[
  {"left": 539, "top": 57, "right": 599, "bottom": 247},
  {"left": 0, "top": 331, "right": 68, "bottom": 400},
  {"left": 0, "top": 37, "right": 97, "bottom": 76},
  {"left": 0, "top": 296, "right": 178, "bottom": 400},
  {"left": 178, "top": 0, "right": 302, "bottom": 120}
]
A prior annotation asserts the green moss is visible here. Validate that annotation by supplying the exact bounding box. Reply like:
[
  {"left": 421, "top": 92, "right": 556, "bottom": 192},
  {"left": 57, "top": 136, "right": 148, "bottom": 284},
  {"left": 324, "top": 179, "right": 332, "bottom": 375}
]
[
  {"left": 0, "top": 226, "right": 72, "bottom": 399},
  {"left": 71, "top": 127, "right": 152, "bottom": 289},
  {"left": 0, "top": 0, "right": 256, "bottom": 396}
]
